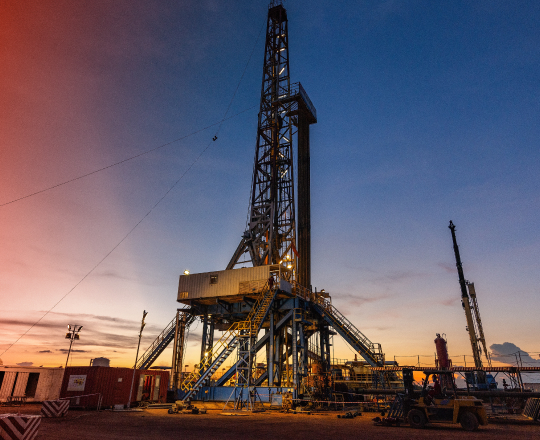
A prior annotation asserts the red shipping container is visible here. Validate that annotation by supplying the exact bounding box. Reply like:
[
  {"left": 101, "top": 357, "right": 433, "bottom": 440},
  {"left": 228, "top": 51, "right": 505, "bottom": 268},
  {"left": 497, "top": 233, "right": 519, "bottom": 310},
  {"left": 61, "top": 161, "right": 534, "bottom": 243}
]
[{"left": 59, "top": 367, "right": 169, "bottom": 409}]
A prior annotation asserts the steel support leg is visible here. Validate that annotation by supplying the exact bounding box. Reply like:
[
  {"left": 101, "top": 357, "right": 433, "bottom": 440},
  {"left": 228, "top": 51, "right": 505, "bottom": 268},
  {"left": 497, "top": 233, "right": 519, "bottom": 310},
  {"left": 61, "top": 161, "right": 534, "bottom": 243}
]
[
  {"left": 268, "top": 312, "right": 275, "bottom": 387},
  {"left": 200, "top": 313, "right": 214, "bottom": 362},
  {"left": 297, "top": 109, "right": 312, "bottom": 290},
  {"left": 292, "top": 317, "right": 298, "bottom": 396},
  {"left": 200, "top": 314, "right": 208, "bottom": 361},
  {"left": 298, "top": 324, "right": 307, "bottom": 378},
  {"left": 274, "top": 331, "right": 281, "bottom": 386}
]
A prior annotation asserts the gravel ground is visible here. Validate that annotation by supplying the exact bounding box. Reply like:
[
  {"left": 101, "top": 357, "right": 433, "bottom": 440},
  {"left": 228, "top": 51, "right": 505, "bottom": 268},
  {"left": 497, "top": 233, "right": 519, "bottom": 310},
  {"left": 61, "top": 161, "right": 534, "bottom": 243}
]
[{"left": 3, "top": 404, "right": 538, "bottom": 440}]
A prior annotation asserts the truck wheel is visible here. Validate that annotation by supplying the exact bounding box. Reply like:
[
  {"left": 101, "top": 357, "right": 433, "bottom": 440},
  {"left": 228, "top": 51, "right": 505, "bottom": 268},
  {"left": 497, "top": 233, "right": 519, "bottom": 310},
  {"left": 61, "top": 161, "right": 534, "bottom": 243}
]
[
  {"left": 407, "top": 409, "right": 427, "bottom": 429},
  {"left": 460, "top": 411, "right": 479, "bottom": 431},
  {"left": 168, "top": 409, "right": 174, "bottom": 414}
]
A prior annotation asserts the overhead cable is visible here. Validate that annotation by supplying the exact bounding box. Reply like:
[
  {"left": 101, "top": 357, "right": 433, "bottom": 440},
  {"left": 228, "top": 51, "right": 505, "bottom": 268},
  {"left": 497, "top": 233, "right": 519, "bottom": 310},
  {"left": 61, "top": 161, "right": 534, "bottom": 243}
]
[
  {"left": 1, "top": 105, "right": 256, "bottom": 208},
  {"left": 0, "top": 17, "right": 266, "bottom": 356}
]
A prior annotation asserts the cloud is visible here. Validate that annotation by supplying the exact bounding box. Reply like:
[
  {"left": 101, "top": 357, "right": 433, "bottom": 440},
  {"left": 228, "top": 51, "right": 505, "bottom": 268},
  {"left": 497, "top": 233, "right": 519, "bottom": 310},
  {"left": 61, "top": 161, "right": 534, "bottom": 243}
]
[
  {"left": 0, "top": 319, "right": 62, "bottom": 329},
  {"left": 0, "top": 311, "right": 162, "bottom": 337},
  {"left": 16, "top": 362, "right": 33, "bottom": 366},
  {"left": 364, "top": 270, "right": 430, "bottom": 289},
  {"left": 47, "top": 311, "right": 140, "bottom": 329},
  {"left": 0, "top": 310, "right": 175, "bottom": 364},
  {"left": 78, "top": 336, "right": 137, "bottom": 350},
  {"left": 437, "top": 262, "right": 456, "bottom": 274},
  {"left": 90, "top": 270, "right": 166, "bottom": 288},
  {"left": 93, "top": 270, "right": 133, "bottom": 281},
  {"left": 46, "top": 311, "right": 163, "bottom": 333},
  {"left": 490, "top": 342, "right": 540, "bottom": 366},
  {"left": 333, "top": 292, "right": 390, "bottom": 308},
  {"left": 438, "top": 297, "right": 461, "bottom": 307}
]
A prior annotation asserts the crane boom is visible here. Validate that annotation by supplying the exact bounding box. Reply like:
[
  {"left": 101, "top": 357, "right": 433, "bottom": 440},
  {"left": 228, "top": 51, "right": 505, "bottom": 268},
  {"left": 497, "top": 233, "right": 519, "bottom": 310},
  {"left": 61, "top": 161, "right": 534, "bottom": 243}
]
[{"left": 448, "top": 221, "right": 492, "bottom": 377}]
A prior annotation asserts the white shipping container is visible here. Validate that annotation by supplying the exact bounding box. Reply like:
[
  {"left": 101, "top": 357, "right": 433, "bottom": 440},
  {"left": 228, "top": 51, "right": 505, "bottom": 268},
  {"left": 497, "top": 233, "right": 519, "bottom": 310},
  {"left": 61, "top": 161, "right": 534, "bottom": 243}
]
[{"left": 0, "top": 366, "right": 64, "bottom": 402}]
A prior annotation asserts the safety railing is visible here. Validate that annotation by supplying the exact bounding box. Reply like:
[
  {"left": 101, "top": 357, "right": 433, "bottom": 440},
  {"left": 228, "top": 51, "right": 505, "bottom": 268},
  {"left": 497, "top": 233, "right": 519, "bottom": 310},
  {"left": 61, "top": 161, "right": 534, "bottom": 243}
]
[
  {"left": 293, "top": 281, "right": 383, "bottom": 366},
  {"left": 180, "top": 324, "right": 241, "bottom": 392},
  {"left": 136, "top": 316, "right": 176, "bottom": 369},
  {"left": 293, "top": 281, "right": 331, "bottom": 311},
  {"left": 180, "top": 277, "right": 278, "bottom": 392},
  {"left": 290, "top": 82, "right": 317, "bottom": 121}
]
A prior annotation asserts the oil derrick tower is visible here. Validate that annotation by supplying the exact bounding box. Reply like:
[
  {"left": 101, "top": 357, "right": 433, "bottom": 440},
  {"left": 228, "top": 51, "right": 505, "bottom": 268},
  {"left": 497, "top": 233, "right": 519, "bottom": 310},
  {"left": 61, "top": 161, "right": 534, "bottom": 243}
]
[
  {"left": 227, "top": 1, "right": 317, "bottom": 292},
  {"left": 449, "top": 221, "right": 492, "bottom": 388},
  {"left": 136, "top": 1, "right": 386, "bottom": 406}
]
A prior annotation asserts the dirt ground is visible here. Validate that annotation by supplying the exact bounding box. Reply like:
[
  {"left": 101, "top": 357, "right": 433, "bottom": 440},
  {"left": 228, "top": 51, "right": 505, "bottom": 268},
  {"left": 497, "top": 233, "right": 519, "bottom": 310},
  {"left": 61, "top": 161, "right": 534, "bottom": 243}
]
[{"left": 3, "top": 404, "right": 539, "bottom": 440}]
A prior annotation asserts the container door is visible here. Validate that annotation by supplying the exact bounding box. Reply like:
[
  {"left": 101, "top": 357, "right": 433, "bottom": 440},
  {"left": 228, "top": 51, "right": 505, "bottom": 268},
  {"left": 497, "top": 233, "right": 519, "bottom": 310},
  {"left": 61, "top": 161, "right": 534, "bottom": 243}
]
[
  {"left": 0, "top": 372, "right": 16, "bottom": 400},
  {"left": 152, "top": 375, "right": 160, "bottom": 401},
  {"left": 113, "top": 377, "right": 125, "bottom": 405},
  {"left": 136, "top": 375, "right": 144, "bottom": 401},
  {"left": 141, "top": 375, "right": 153, "bottom": 401},
  {"left": 24, "top": 373, "right": 40, "bottom": 399},
  {"left": 13, "top": 372, "right": 29, "bottom": 397}
]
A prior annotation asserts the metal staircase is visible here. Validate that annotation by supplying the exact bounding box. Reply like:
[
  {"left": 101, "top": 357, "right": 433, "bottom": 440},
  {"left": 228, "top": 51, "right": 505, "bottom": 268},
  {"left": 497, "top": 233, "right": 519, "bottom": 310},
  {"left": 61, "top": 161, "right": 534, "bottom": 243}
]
[
  {"left": 136, "top": 312, "right": 195, "bottom": 370},
  {"left": 245, "top": 280, "right": 276, "bottom": 336},
  {"left": 136, "top": 316, "right": 176, "bottom": 370},
  {"left": 311, "top": 299, "right": 384, "bottom": 367},
  {"left": 181, "top": 335, "right": 240, "bottom": 402},
  {"left": 180, "top": 278, "right": 277, "bottom": 401}
]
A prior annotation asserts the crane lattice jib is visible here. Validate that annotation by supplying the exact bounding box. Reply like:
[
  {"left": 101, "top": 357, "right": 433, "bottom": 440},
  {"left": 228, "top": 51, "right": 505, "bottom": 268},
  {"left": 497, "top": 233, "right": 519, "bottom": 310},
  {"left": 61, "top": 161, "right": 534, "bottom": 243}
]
[
  {"left": 227, "top": 4, "right": 296, "bottom": 279},
  {"left": 180, "top": 279, "right": 276, "bottom": 392},
  {"left": 449, "top": 221, "right": 489, "bottom": 371}
]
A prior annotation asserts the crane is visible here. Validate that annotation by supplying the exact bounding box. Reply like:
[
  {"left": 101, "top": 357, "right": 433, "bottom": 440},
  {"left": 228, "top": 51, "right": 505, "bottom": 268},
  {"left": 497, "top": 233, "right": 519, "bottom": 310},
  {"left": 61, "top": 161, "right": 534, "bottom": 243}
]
[{"left": 449, "top": 221, "right": 494, "bottom": 390}]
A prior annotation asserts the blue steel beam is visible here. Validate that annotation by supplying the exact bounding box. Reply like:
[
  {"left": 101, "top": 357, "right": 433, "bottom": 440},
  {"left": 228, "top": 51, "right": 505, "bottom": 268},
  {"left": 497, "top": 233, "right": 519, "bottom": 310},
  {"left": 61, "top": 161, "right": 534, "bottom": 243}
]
[
  {"left": 215, "top": 310, "right": 293, "bottom": 386},
  {"left": 182, "top": 337, "right": 239, "bottom": 402}
]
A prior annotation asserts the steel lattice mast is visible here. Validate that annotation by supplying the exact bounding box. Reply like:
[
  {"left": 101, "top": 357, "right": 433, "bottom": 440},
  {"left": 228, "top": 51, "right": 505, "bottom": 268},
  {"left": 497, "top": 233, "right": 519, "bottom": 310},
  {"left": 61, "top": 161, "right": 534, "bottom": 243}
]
[
  {"left": 228, "top": 2, "right": 296, "bottom": 277},
  {"left": 138, "top": 2, "right": 390, "bottom": 404}
]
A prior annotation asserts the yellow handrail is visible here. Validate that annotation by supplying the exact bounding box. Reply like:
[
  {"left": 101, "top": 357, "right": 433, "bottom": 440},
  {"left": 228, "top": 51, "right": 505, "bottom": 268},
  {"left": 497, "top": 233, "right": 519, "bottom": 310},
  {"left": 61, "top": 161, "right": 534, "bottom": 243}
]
[{"left": 180, "top": 277, "right": 277, "bottom": 392}]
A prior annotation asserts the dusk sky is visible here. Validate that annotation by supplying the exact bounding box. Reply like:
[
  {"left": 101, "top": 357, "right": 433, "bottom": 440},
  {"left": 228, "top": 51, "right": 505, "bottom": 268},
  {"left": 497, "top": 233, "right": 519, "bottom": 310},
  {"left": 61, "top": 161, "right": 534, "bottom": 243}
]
[{"left": 1, "top": 1, "right": 539, "bottom": 380}]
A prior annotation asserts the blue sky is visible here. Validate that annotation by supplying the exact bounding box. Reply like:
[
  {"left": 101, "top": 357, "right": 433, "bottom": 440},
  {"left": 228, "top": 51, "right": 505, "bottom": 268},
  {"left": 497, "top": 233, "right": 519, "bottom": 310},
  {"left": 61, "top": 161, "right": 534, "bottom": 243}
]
[{"left": 1, "top": 1, "right": 539, "bottom": 376}]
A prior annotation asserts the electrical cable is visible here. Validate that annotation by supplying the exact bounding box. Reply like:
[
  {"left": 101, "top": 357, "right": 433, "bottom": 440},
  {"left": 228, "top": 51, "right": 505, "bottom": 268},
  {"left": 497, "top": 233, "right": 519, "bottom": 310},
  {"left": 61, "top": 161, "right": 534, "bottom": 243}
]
[
  {"left": 1, "top": 17, "right": 265, "bottom": 211},
  {"left": 0, "top": 105, "right": 257, "bottom": 208},
  {"left": 1, "top": 18, "right": 266, "bottom": 357},
  {"left": 0, "top": 131, "right": 226, "bottom": 358}
]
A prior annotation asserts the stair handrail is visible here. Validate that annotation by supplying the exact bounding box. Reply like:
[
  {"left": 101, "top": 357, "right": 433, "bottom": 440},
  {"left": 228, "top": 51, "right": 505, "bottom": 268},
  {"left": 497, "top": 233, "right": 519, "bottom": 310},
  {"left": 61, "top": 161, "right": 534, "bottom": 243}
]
[
  {"left": 245, "top": 277, "right": 277, "bottom": 334},
  {"left": 180, "top": 277, "right": 277, "bottom": 392},
  {"left": 136, "top": 316, "right": 177, "bottom": 369},
  {"left": 180, "top": 324, "right": 241, "bottom": 391},
  {"left": 299, "top": 284, "right": 384, "bottom": 366}
]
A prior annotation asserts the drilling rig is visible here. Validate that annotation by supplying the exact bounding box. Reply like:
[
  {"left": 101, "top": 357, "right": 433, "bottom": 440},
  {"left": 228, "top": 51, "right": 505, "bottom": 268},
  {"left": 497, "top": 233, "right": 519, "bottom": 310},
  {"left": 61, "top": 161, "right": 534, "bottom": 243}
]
[
  {"left": 136, "top": 1, "right": 386, "bottom": 409},
  {"left": 449, "top": 221, "right": 495, "bottom": 390}
]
